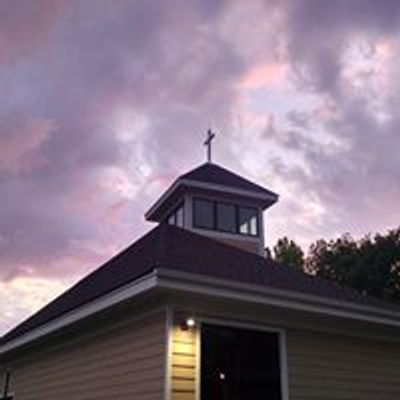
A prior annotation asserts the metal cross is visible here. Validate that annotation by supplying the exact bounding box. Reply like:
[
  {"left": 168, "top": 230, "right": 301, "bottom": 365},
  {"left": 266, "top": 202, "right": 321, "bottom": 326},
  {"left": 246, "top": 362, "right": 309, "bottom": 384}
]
[{"left": 204, "top": 129, "right": 216, "bottom": 163}]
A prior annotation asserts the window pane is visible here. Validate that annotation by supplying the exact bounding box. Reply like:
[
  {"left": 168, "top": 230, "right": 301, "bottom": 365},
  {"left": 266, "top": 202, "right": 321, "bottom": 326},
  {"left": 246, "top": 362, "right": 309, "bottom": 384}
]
[
  {"left": 239, "top": 207, "right": 258, "bottom": 236},
  {"left": 193, "top": 198, "right": 214, "bottom": 229},
  {"left": 168, "top": 213, "right": 175, "bottom": 225},
  {"left": 250, "top": 213, "right": 258, "bottom": 235},
  {"left": 216, "top": 203, "right": 236, "bottom": 233},
  {"left": 176, "top": 206, "right": 184, "bottom": 227}
]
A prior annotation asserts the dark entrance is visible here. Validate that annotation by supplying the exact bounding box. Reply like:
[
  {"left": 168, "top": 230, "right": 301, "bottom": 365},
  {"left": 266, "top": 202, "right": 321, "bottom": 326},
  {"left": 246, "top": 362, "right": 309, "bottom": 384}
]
[{"left": 201, "top": 324, "right": 282, "bottom": 400}]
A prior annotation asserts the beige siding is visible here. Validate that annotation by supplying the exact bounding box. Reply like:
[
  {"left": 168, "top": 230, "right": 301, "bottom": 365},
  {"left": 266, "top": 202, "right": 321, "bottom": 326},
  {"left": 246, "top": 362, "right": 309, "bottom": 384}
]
[
  {"left": 7, "top": 311, "right": 166, "bottom": 400},
  {"left": 169, "top": 310, "right": 400, "bottom": 400},
  {"left": 287, "top": 329, "right": 400, "bottom": 400},
  {"left": 171, "top": 313, "right": 198, "bottom": 400}
]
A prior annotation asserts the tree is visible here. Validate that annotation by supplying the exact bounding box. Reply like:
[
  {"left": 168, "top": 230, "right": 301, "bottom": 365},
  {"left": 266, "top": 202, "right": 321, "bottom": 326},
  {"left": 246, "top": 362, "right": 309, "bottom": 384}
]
[
  {"left": 273, "top": 237, "right": 305, "bottom": 270},
  {"left": 306, "top": 228, "right": 400, "bottom": 303}
]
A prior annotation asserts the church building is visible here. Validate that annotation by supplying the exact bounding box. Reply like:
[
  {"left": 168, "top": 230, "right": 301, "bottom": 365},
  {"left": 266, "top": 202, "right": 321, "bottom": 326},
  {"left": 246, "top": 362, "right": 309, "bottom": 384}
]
[{"left": 1, "top": 138, "right": 400, "bottom": 399}]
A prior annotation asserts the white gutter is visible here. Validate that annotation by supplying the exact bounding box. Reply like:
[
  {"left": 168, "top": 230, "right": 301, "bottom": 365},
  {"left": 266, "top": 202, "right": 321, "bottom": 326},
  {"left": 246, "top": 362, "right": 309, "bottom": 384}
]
[
  {"left": 156, "top": 268, "right": 400, "bottom": 328},
  {"left": 2, "top": 267, "right": 399, "bottom": 354},
  {"left": 0, "top": 271, "right": 158, "bottom": 355}
]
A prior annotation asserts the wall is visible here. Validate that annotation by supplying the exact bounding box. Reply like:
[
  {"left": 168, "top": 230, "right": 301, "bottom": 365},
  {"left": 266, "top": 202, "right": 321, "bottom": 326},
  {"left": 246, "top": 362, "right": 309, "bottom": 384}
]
[
  {"left": 1, "top": 310, "right": 166, "bottom": 400},
  {"left": 287, "top": 328, "right": 400, "bottom": 400},
  {"left": 169, "top": 310, "right": 400, "bottom": 400}
]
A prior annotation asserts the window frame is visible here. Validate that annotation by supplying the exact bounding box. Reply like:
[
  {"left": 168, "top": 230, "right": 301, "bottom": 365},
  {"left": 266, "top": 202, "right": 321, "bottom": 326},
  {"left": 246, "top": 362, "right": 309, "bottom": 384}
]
[
  {"left": 192, "top": 197, "right": 259, "bottom": 237},
  {"left": 238, "top": 205, "right": 259, "bottom": 237}
]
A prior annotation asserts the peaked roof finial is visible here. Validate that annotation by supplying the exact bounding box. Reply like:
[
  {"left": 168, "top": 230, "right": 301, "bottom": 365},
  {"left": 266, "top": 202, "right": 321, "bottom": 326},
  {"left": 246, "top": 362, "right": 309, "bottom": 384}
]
[{"left": 204, "top": 129, "right": 216, "bottom": 163}]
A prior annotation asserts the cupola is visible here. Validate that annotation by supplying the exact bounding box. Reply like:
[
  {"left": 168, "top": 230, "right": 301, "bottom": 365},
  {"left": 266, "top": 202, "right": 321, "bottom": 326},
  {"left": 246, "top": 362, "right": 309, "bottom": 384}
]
[{"left": 145, "top": 161, "right": 278, "bottom": 255}]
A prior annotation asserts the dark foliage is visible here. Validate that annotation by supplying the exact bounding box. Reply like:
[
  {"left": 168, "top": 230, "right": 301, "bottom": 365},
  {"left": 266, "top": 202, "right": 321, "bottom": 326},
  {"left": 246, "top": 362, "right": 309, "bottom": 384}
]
[
  {"left": 306, "top": 228, "right": 400, "bottom": 303},
  {"left": 271, "top": 228, "right": 400, "bottom": 304},
  {"left": 272, "top": 237, "right": 305, "bottom": 270}
]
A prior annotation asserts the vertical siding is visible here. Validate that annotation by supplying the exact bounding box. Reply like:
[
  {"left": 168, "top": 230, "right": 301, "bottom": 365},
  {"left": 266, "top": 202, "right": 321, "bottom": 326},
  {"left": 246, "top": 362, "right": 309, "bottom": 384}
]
[
  {"left": 9, "top": 311, "right": 166, "bottom": 400},
  {"left": 287, "top": 329, "right": 400, "bottom": 400},
  {"left": 170, "top": 313, "right": 198, "bottom": 400}
]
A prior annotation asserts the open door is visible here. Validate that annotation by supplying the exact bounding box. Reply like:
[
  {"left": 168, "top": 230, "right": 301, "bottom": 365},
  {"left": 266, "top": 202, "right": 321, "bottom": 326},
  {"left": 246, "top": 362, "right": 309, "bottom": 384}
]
[{"left": 201, "top": 324, "right": 283, "bottom": 400}]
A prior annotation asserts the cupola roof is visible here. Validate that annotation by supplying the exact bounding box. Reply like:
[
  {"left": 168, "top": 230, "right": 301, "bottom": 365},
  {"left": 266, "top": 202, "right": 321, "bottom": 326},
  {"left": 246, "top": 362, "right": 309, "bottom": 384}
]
[{"left": 145, "top": 162, "right": 278, "bottom": 222}]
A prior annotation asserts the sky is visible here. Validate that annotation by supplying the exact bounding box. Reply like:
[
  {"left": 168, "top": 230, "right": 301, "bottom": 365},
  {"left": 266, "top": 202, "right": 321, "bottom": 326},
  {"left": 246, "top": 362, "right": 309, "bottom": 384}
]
[{"left": 1, "top": 0, "right": 400, "bottom": 335}]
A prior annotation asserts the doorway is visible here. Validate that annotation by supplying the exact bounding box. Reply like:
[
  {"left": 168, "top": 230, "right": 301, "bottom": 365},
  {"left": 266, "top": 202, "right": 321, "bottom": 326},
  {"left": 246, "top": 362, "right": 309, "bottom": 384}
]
[{"left": 201, "top": 323, "right": 283, "bottom": 400}]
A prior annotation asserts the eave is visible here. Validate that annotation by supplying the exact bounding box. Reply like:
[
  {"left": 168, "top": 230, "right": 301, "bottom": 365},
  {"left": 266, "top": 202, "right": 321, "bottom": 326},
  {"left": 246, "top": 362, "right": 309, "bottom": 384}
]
[
  {"left": 156, "top": 268, "right": 400, "bottom": 328},
  {"left": 1, "top": 268, "right": 399, "bottom": 355},
  {"left": 145, "top": 178, "right": 279, "bottom": 221}
]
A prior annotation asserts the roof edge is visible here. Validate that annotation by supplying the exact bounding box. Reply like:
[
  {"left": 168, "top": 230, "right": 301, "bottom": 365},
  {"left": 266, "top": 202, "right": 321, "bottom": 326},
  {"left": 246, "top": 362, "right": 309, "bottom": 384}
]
[
  {"left": 0, "top": 271, "right": 158, "bottom": 355},
  {"left": 145, "top": 178, "right": 279, "bottom": 221},
  {"left": 156, "top": 268, "right": 400, "bottom": 328},
  {"left": 4, "top": 264, "right": 398, "bottom": 355}
]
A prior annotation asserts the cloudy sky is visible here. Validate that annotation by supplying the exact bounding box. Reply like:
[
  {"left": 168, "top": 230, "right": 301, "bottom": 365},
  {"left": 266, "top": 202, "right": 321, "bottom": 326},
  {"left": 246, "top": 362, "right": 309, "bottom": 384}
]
[{"left": 1, "top": 0, "right": 400, "bottom": 334}]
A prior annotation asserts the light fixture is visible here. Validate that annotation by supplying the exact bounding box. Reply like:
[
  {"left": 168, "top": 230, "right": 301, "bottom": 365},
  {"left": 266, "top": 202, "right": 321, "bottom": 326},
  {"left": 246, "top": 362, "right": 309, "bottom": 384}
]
[
  {"left": 186, "top": 318, "right": 195, "bottom": 327},
  {"left": 180, "top": 317, "right": 196, "bottom": 331}
]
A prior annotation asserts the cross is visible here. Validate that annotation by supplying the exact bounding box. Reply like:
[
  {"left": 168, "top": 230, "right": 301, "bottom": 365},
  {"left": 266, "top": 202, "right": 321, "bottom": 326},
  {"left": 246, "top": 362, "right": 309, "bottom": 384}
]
[{"left": 204, "top": 129, "right": 216, "bottom": 163}]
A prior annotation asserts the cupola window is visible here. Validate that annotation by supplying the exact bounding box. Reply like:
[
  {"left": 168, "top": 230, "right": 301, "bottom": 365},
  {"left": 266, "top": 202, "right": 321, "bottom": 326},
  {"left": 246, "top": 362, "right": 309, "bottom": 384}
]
[
  {"left": 193, "top": 198, "right": 214, "bottom": 229},
  {"left": 167, "top": 204, "right": 184, "bottom": 228},
  {"left": 239, "top": 206, "right": 258, "bottom": 236},
  {"left": 193, "top": 197, "right": 259, "bottom": 237},
  {"left": 216, "top": 203, "right": 236, "bottom": 233}
]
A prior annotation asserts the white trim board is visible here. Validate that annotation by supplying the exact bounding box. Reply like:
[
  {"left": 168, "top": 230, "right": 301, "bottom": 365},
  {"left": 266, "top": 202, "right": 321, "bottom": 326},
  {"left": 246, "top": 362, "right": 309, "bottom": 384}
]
[
  {"left": 156, "top": 268, "right": 400, "bottom": 328},
  {"left": 145, "top": 178, "right": 278, "bottom": 220},
  {"left": 2, "top": 267, "right": 400, "bottom": 355},
  {"left": 164, "top": 305, "right": 173, "bottom": 400}
]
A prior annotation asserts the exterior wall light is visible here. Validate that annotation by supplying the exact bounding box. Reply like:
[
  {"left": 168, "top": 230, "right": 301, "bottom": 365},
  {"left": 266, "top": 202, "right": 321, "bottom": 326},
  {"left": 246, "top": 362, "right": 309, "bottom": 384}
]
[
  {"left": 180, "top": 317, "right": 196, "bottom": 331},
  {"left": 186, "top": 318, "right": 195, "bottom": 327}
]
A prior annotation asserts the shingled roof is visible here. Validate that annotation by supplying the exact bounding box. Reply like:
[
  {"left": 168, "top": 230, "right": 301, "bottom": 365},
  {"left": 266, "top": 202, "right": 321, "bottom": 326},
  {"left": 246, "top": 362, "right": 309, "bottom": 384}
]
[
  {"left": 180, "top": 162, "right": 278, "bottom": 198},
  {"left": 145, "top": 163, "right": 278, "bottom": 221},
  {"left": 2, "top": 224, "right": 399, "bottom": 345}
]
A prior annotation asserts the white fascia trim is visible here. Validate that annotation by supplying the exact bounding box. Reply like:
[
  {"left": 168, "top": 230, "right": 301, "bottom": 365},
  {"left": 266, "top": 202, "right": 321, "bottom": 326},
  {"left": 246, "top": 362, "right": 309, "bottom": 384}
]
[
  {"left": 0, "top": 271, "right": 158, "bottom": 355},
  {"left": 179, "top": 179, "right": 278, "bottom": 202},
  {"left": 145, "top": 179, "right": 278, "bottom": 220},
  {"left": 156, "top": 269, "right": 400, "bottom": 328},
  {"left": 145, "top": 180, "right": 180, "bottom": 220}
]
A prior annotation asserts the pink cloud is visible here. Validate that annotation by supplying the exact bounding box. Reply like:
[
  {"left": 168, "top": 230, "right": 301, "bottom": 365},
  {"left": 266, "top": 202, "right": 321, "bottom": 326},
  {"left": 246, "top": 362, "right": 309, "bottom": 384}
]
[
  {"left": 0, "top": 276, "right": 72, "bottom": 334},
  {"left": 239, "top": 62, "right": 288, "bottom": 90},
  {"left": 2, "top": 0, "right": 400, "bottom": 335},
  {"left": 0, "top": 116, "right": 55, "bottom": 174}
]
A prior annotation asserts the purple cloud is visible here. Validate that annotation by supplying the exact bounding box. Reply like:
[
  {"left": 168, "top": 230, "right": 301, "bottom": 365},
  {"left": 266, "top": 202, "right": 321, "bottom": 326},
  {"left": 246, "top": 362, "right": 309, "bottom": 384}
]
[{"left": 2, "top": 0, "right": 400, "bottom": 333}]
